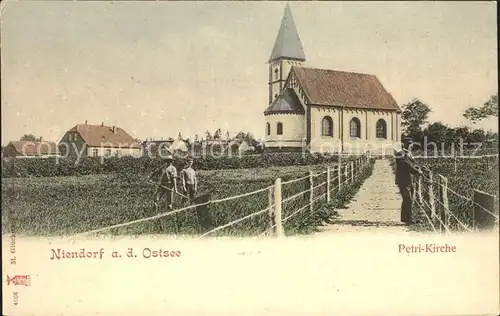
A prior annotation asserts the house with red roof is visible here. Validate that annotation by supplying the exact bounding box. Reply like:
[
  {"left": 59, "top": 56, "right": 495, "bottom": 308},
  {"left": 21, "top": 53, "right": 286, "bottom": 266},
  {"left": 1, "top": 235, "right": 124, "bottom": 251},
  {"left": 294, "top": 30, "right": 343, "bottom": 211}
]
[
  {"left": 264, "top": 4, "right": 402, "bottom": 155},
  {"left": 59, "top": 121, "right": 142, "bottom": 158}
]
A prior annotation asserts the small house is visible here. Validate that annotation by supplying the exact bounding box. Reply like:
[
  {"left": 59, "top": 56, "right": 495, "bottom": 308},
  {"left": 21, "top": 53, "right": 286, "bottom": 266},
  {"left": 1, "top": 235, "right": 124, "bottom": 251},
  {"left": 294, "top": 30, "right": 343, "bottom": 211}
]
[
  {"left": 3, "top": 140, "right": 59, "bottom": 158},
  {"left": 59, "top": 121, "right": 142, "bottom": 157}
]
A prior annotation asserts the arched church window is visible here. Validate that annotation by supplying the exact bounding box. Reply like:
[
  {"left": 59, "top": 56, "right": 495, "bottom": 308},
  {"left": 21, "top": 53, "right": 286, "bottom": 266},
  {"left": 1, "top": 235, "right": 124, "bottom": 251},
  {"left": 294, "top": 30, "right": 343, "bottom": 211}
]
[
  {"left": 266, "top": 122, "right": 271, "bottom": 136},
  {"left": 349, "top": 118, "right": 361, "bottom": 138},
  {"left": 277, "top": 122, "right": 283, "bottom": 135},
  {"left": 274, "top": 68, "right": 279, "bottom": 80},
  {"left": 376, "top": 119, "right": 387, "bottom": 139},
  {"left": 321, "top": 116, "right": 333, "bottom": 137},
  {"left": 274, "top": 94, "right": 278, "bottom": 99}
]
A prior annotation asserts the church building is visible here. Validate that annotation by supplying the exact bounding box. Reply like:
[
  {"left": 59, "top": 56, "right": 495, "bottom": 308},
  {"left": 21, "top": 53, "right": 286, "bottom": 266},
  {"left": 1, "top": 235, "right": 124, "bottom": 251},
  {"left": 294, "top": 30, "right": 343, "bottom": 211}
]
[{"left": 264, "top": 4, "right": 402, "bottom": 155}]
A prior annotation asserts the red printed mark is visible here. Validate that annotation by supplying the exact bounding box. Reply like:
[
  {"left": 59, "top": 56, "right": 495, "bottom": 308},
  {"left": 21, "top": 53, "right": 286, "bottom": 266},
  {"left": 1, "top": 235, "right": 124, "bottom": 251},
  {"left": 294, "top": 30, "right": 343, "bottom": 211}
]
[{"left": 6, "top": 275, "right": 31, "bottom": 287}]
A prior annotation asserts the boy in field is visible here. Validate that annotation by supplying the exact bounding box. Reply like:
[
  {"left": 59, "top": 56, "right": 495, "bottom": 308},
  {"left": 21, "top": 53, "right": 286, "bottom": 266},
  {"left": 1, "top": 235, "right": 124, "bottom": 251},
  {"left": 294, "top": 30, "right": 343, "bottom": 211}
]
[
  {"left": 181, "top": 158, "right": 197, "bottom": 201},
  {"left": 150, "top": 156, "right": 178, "bottom": 210}
]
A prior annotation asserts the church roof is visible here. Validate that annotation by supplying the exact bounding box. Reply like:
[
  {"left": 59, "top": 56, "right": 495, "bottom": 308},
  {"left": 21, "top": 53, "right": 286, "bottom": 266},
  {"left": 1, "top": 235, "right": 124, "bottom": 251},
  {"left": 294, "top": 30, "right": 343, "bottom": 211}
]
[
  {"left": 264, "top": 88, "right": 305, "bottom": 115},
  {"left": 293, "top": 67, "right": 400, "bottom": 111},
  {"left": 269, "top": 4, "right": 306, "bottom": 63}
]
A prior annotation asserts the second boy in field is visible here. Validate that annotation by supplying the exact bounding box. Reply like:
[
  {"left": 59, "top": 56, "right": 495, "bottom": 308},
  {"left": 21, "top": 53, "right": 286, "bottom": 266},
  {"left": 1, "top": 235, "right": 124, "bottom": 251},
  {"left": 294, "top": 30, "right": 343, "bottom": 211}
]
[{"left": 181, "top": 158, "right": 197, "bottom": 201}]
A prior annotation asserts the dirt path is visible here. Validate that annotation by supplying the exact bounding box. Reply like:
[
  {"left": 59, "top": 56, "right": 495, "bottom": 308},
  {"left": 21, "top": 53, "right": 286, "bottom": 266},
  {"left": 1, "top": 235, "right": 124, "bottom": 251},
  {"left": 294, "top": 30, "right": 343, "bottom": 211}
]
[{"left": 318, "top": 158, "right": 409, "bottom": 233}]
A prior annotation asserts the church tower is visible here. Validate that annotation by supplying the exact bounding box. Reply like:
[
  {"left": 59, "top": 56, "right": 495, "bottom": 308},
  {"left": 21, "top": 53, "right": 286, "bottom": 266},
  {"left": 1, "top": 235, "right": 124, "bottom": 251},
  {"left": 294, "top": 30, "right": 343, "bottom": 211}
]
[{"left": 268, "top": 4, "right": 306, "bottom": 105}]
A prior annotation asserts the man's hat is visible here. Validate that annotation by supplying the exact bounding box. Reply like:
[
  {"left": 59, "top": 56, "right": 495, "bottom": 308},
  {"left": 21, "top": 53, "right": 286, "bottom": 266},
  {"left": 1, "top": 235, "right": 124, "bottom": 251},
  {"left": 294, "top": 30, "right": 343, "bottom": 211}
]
[
  {"left": 402, "top": 137, "right": 412, "bottom": 149},
  {"left": 393, "top": 142, "right": 403, "bottom": 152}
]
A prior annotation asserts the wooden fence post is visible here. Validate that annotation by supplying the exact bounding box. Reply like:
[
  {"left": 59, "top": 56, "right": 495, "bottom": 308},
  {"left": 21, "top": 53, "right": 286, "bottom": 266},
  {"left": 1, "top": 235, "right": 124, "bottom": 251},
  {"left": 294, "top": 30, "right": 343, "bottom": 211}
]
[
  {"left": 418, "top": 174, "right": 423, "bottom": 203},
  {"left": 473, "top": 190, "right": 498, "bottom": 231},
  {"left": 326, "top": 166, "right": 331, "bottom": 202},
  {"left": 443, "top": 177, "right": 450, "bottom": 229},
  {"left": 345, "top": 164, "right": 349, "bottom": 184},
  {"left": 337, "top": 164, "right": 342, "bottom": 191},
  {"left": 350, "top": 161, "right": 354, "bottom": 181},
  {"left": 428, "top": 171, "right": 436, "bottom": 219},
  {"left": 195, "top": 193, "right": 213, "bottom": 234},
  {"left": 412, "top": 177, "right": 417, "bottom": 205},
  {"left": 438, "top": 175, "right": 450, "bottom": 229},
  {"left": 435, "top": 176, "right": 443, "bottom": 232},
  {"left": 268, "top": 186, "right": 275, "bottom": 235},
  {"left": 309, "top": 170, "right": 314, "bottom": 214},
  {"left": 274, "top": 178, "right": 284, "bottom": 237}
]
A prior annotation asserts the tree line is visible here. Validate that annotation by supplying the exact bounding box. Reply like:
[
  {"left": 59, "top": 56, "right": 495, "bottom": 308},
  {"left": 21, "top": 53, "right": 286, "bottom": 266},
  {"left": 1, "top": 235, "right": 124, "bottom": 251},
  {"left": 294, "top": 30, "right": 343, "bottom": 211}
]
[
  {"left": 401, "top": 93, "right": 498, "bottom": 149},
  {"left": 14, "top": 94, "right": 498, "bottom": 152},
  {"left": 177, "top": 129, "right": 259, "bottom": 145}
]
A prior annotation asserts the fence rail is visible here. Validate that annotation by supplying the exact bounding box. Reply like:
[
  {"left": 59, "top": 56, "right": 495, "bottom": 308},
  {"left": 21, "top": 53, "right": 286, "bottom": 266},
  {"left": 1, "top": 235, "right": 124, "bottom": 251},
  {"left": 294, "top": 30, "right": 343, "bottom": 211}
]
[
  {"left": 70, "top": 151, "right": 372, "bottom": 238},
  {"left": 412, "top": 154, "right": 499, "bottom": 159},
  {"left": 410, "top": 158, "right": 499, "bottom": 233}
]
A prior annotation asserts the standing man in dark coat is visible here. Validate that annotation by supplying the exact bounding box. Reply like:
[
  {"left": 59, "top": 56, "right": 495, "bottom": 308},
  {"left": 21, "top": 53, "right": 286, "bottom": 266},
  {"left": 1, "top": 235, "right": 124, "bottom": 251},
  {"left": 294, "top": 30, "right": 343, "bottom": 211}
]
[{"left": 394, "top": 138, "right": 421, "bottom": 224}]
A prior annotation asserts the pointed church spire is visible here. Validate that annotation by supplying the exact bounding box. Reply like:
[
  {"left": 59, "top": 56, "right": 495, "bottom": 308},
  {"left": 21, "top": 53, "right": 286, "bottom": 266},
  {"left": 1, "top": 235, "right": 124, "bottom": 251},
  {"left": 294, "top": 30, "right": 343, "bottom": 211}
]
[{"left": 269, "top": 3, "right": 305, "bottom": 63}]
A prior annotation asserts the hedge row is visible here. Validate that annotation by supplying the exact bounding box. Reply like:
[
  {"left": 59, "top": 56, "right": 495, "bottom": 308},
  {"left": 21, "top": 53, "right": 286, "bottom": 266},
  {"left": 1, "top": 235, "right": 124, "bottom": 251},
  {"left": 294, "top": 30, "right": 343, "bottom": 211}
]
[{"left": 1, "top": 152, "right": 361, "bottom": 178}]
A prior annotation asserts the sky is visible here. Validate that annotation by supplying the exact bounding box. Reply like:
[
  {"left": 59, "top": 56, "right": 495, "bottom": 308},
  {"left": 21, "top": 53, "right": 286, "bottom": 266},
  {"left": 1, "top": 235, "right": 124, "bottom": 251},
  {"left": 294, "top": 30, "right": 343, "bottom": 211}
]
[{"left": 1, "top": 1, "right": 497, "bottom": 145}]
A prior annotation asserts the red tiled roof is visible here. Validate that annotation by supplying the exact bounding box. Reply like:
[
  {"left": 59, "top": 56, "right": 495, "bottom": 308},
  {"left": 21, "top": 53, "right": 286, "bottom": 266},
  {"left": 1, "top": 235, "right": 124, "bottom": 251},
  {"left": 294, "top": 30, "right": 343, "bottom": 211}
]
[
  {"left": 292, "top": 67, "right": 400, "bottom": 111},
  {"left": 8, "top": 141, "right": 58, "bottom": 156},
  {"left": 67, "top": 124, "right": 141, "bottom": 148}
]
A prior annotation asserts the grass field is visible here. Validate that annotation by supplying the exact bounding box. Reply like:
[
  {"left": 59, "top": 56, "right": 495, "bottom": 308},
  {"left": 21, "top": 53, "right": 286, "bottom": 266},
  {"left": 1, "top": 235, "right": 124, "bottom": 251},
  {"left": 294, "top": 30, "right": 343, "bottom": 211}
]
[{"left": 2, "top": 161, "right": 372, "bottom": 237}]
